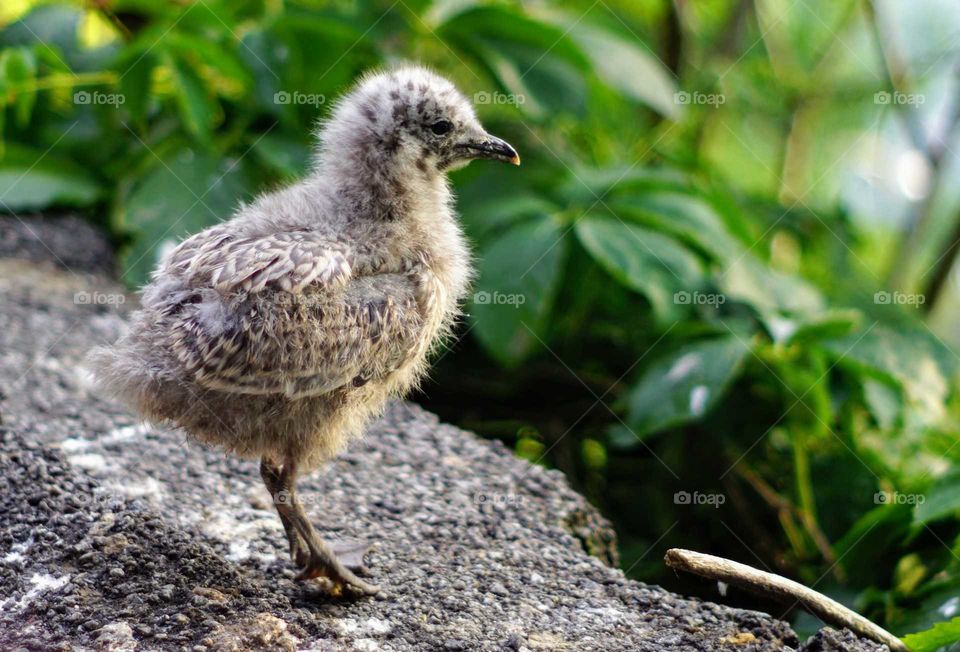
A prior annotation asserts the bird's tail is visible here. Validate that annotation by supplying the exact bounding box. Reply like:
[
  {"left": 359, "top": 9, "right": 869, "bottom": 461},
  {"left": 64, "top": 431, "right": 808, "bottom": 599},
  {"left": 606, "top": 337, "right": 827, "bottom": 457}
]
[{"left": 86, "top": 330, "right": 183, "bottom": 423}]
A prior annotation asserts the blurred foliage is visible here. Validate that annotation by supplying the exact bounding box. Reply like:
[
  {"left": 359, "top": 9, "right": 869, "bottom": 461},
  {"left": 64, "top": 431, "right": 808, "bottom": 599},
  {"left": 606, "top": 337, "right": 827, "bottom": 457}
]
[{"left": 3, "top": 0, "right": 960, "bottom": 646}]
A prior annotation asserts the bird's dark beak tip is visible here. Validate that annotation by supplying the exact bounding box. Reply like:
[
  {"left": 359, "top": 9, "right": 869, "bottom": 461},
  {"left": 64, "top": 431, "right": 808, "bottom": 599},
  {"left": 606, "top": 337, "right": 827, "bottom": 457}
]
[{"left": 464, "top": 135, "right": 520, "bottom": 166}]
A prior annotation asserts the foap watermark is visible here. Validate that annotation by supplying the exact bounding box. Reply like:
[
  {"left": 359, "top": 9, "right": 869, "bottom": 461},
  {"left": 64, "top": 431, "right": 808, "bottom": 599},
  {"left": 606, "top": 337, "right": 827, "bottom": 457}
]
[
  {"left": 874, "top": 290, "right": 925, "bottom": 307},
  {"left": 474, "top": 291, "right": 525, "bottom": 307},
  {"left": 273, "top": 490, "right": 335, "bottom": 507},
  {"left": 674, "top": 491, "right": 726, "bottom": 508},
  {"left": 874, "top": 491, "right": 925, "bottom": 506},
  {"left": 874, "top": 91, "right": 925, "bottom": 106},
  {"left": 74, "top": 90, "right": 125, "bottom": 107},
  {"left": 274, "top": 91, "right": 326, "bottom": 107},
  {"left": 74, "top": 291, "right": 125, "bottom": 306},
  {"left": 674, "top": 290, "right": 726, "bottom": 306},
  {"left": 474, "top": 91, "right": 525, "bottom": 106},
  {"left": 674, "top": 91, "right": 725, "bottom": 107},
  {"left": 474, "top": 491, "right": 524, "bottom": 507}
]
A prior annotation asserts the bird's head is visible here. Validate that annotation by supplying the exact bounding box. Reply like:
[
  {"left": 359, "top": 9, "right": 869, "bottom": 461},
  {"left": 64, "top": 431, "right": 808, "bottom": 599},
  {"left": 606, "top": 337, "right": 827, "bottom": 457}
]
[{"left": 318, "top": 66, "right": 520, "bottom": 178}]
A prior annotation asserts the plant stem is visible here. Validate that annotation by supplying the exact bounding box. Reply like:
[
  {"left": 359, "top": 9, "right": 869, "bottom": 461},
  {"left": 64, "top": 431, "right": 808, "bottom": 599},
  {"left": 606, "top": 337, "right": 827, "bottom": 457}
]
[{"left": 665, "top": 549, "right": 908, "bottom": 652}]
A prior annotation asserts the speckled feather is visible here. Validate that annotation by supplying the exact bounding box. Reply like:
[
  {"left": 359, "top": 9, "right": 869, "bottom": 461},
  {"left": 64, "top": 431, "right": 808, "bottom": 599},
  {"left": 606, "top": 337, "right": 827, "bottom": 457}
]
[{"left": 89, "top": 66, "right": 494, "bottom": 470}]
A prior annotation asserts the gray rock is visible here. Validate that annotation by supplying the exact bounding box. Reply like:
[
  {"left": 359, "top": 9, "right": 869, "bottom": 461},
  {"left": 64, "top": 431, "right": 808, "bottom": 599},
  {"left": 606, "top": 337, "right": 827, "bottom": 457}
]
[{"left": 0, "top": 217, "right": 887, "bottom": 650}]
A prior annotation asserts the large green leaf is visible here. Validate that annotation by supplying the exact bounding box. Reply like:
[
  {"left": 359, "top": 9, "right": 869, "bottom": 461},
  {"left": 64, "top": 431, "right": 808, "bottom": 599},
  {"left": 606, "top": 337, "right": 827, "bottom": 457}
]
[
  {"left": 719, "top": 255, "right": 825, "bottom": 315},
  {"left": 166, "top": 53, "right": 217, "bottom": 142},
  {"left": 902, "top": 617, "right": 960, "bottom": 652},
  {"left": 120, "top": 147, "right": 253, "bottom": 286},
  {"left": 439, "top": 6, "right": 590, "bottom": 118},
  {"left": 612, "top": 192, "right": 743, "bottom": 263},
  {"left": 165, "top": 32, "right": 252, "bottom": 89},
  {"left": 0, "top": 145, "right": 102, "bottom": 211},
  {"left": 251, "top": 132, "right": 310, "bottom": 179},
  {"left": 567, "top": 23, "right": 678, "bottom": 118},
  {"left": 0, "top": 46, "right": 37, "bottom": 126},
  {"left": 117, "top": 48, "right": 156, "bottom": 124},
  {"left": 439, "top": 6, "right": 589, "bottom": 69},
  {"left": 460, "top": 193, "right": 559, "bottom": 242},
  {"left": 821, "top": 325, "right": 950, "bottom": 429},
  {"left": 862, "top": 378, "right": 902, "bottom": 431},
  {"left": 560, "top": 166, "right": 690, "bottom": 204},
  {"left": 624, "top": 335, "right": 752, "bottom": 438},
  {"left": 761, "top": 309, "right": 861, "bottom": 346},
  {"left": 471, "top": 214, "right": 567, "bottom": 366},
  {"left": 915, "top": 471, "right": 960, "bottom": 525},
  {"left": 575, "top": 214, "right": 704, "bottom": 322}
]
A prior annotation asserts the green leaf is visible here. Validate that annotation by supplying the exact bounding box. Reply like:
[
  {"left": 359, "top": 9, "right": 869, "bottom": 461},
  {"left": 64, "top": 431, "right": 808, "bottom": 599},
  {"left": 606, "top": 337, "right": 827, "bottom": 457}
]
[
  {"left": 862, "top": 378, "right": 902, "bottom": 431},
  {"left": 470, "top": 214, "right": 567, "bottom": 366},
  {"left": 165, "top": 33, "right": 252, "bottom": 89},
  {"left": 118, "top": 49, "right": 155, "bottom": 124},
  {"left": 821, "top": 325, "right": 950, "bottom": 429},
  {"left": 719, "top": 255, "right": 825, "bottom": 315},
  {"left": 439, "top": 7, "right": 589, "bottom": 69},
  {"left": 0, "top": 47, "right": 37, "bottom": 126},
  {"left": 834, "top": 502, "right": 913, "bottom": 589},
  {"left": 251, "top": 132, "right": 310, "bottom": 179},
  {"left": 120, "top": 147, "right": 252, "bottom": 285},
  {"left": 461, "top": 193, "right": 559, "bottom": 242},
  {"left": 0, "top": 144, "right": 101, "bottom": 210},
  {"left": 561, "top": 166, "right": 690, "bottom": 204},
  {"left": 915, "top": 470, "right": 960, "bottom": 526},
  {"left": 439, "top": 6, "right": 590, "bottom": 118},
  {"left": 612, "top": 192, "right": 744, "bottom": 263},
  {"left": 566, "top": 23, "right": 678, "bottom": 118},
  {"left": 166, "top": 53, "right": 216, "bottom": 142},
  {"left": 575, "top": 214, "right": 704, "bottom": 322},
  {"left": 624, "top": 336, "right": 751, "bottom": 438},
  {"left": 761, "top": 309, "right": 861, "bottom": 346},
  {"left": 902, "top": 617, "right": 960, "bottom": 652}
]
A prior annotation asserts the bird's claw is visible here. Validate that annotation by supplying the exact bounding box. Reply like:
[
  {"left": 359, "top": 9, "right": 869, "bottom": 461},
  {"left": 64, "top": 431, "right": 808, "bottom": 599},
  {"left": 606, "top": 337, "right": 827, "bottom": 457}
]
[
  {"left": 327, "top": 538, "right": 375, "bottom": 575},
  {"left": 296, "top": 559, "right": 380, "bottom": 596}
]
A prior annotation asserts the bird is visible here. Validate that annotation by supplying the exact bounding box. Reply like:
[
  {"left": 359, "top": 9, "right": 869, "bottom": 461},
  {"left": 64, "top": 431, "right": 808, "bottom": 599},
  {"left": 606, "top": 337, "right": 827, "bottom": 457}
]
[{"left": 89, "top": 65, "right": 520, "bottom": 596}]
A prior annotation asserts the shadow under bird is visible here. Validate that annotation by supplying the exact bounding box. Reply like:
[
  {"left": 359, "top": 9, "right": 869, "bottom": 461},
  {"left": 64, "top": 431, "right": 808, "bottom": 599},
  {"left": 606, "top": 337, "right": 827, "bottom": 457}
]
[{"left": 90, "top": 66, "right": 520, "bottom": 596}]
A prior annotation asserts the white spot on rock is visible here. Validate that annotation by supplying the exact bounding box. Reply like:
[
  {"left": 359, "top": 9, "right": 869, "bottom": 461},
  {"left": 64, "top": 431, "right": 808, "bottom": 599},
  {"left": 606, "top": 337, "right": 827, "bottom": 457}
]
[
  {"left": 67, "top": 453, "right": 108, "bottom": 471},
  {"left": 3, "top": 537, "right": 32, "bottom": 563},
  {"left": 95, "top": 622, "right": 137, "bottom": 652},
  {"left": 106, "top": 476, "right": 165, "bottom": 502},
  {"left": 3, "top": 572, "right": 72, "bottom": 612},
  {"left": 335, "top": 618, "right": 392, "bottom": 637}
]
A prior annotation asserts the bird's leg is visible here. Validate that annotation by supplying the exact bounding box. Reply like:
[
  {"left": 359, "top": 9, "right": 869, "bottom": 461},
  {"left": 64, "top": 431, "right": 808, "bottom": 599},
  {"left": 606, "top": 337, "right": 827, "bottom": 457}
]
[
  {"left": 276, "top": 457, "right": 380, "bottom": 596},
  {"left": 260, "top": 457, "right": 309, "bottom": 567}
]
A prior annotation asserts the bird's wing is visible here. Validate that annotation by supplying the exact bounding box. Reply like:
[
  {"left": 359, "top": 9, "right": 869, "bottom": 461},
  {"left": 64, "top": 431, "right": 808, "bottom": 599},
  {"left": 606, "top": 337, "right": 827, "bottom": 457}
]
[
  {"left": 168, "top": 273, "right": 425, "bottom": 398},
  {"left": 163, "top": 227, "right": 353, "bottom": 294}
]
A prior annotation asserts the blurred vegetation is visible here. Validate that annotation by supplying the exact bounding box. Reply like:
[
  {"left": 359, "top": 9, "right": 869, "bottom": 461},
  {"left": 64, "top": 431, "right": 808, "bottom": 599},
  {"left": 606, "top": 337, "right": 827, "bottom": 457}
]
[{"left": 3, "top": 0, "right": 960, "bottom": 646}]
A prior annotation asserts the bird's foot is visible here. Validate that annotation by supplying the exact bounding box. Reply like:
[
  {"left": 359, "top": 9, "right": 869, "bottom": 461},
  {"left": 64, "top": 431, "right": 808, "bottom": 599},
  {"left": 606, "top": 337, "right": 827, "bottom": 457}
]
[
  {"left": 287, "top": 536, "right": 372, "bottom": 574},
  {"left": 297, "top": 552, "right": 380, "bottom": 597},
  {"left": 327, "top": 538, "right": 375, "bottom": 575}
]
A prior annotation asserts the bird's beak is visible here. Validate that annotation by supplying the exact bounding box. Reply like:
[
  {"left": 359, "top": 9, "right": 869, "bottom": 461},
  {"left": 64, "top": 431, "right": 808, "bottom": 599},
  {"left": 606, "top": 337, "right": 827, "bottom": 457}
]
[{"left": 459, "top": 133, "right": 521, "bottom": 166}]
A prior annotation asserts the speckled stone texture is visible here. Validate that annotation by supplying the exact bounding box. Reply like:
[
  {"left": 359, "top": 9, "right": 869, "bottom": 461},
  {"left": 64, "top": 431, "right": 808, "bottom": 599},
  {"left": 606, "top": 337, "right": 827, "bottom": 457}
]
[{"left": 0, "top": 216, "right": 887, "bottom": 651}]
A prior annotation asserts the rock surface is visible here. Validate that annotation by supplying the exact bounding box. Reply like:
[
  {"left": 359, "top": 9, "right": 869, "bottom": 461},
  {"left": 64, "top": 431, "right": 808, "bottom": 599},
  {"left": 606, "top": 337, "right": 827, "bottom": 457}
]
[{"left": 0, "top": 216, "right": 888, "bottom": 651}]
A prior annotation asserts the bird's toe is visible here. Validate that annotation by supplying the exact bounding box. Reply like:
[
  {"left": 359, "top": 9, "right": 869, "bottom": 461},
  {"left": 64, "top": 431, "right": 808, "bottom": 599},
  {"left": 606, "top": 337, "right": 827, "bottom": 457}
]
[
  {"left": 296, "top": 560, "right": 380, "bottom": 597},
  {"left": 327, "top": 538, "right": 375, "bottom": 574}
]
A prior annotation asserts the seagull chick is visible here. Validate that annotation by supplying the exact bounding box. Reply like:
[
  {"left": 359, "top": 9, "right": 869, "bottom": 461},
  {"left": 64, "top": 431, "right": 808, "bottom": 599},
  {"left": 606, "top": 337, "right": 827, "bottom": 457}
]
[{"left": 90, "top": 66, "right": 520, "bottom": 596}]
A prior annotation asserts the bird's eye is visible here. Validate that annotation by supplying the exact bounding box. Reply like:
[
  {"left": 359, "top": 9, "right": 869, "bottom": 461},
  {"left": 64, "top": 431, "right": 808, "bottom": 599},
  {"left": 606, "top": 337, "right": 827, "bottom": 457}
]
[{"left": 429, "top": 120, "right": 453, "bottom": 136}]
